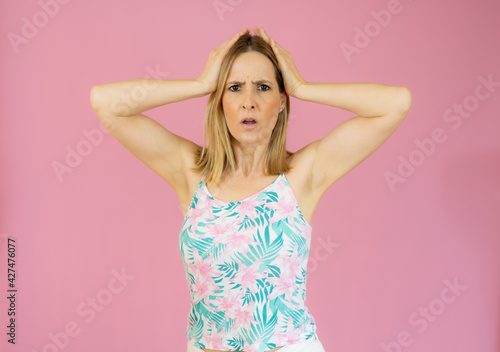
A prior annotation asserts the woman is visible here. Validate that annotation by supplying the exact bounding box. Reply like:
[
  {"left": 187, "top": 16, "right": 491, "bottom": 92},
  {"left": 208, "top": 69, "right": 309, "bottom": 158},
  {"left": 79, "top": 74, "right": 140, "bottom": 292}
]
[{"left": 90, "top": 27, "right": 411, "bottom": 352}]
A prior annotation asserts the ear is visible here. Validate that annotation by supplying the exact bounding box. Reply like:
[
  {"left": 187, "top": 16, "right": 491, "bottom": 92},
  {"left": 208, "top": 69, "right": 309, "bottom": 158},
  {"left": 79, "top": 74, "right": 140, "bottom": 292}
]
[{"left": 279, "top": 91, "right": 287, "bottom": 110}]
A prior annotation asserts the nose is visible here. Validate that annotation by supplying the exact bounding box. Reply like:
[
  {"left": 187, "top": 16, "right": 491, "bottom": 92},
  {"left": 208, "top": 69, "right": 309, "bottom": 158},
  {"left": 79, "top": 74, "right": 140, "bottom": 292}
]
[{"left": 242, "top": 88, "right": 256, "bottom": 110}]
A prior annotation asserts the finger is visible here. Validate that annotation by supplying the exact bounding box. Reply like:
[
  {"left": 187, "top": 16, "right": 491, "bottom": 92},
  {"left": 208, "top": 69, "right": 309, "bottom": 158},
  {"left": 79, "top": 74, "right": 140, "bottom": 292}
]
[
  {"left": 271, "top": 38, "right": 278, "bottom": 52},
  {"left": 252, "top": 26, "right": 261, "bottom": 37},
  {"left": 256, "top": 26, "right": 270, "bottom": 42},
  {"left": 231, "top": 28, "right": 246, "bottom": 41},
  {"left": 271, "top": 37, "right": 283, "bottom": 51},
  {"left": 232, "top": 28, "right": 248, "bottom": 39},
  {"left": 253, "top": 27, "right": 281, "bottom": 54},
  {"left": 260, "top": 28, "right": 280, "bottom": 51},
  {"left": 223, "top": 28, "right": 248, "bottom": 47},
  {"left": 263, "top": 28, "right": 276, "bottom": 47},
  {"left": 257, "top": 30, "right": 275, "bottom": 54},
  {"left": 259, "top": 26, "right": 269, "bottom": 38}
]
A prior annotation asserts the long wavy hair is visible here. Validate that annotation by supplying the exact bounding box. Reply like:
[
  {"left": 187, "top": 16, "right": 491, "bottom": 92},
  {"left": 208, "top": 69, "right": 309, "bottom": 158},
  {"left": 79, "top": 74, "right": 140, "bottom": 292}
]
[{"left": 191, "top": 33, "right": 294, "bottom": 186}]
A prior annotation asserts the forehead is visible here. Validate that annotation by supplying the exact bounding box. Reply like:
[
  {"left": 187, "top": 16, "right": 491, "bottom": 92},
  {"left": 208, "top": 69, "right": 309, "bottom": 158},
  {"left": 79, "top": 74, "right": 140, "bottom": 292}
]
[{"left": 227, "top": 51, "right": 275, "bottom": 81}]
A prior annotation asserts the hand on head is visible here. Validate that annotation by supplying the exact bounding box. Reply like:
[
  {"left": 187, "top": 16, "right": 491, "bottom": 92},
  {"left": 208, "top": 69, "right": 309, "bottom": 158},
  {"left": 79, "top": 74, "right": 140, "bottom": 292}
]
[
  {"left": 253, "top": 26, "right": 306, "bottom": 98},
  {"left": 197, "top": 27, "right": 306, "bottom": 98},
  {"left": 197, "top": 28, "right": 250, "bottom": 94}
]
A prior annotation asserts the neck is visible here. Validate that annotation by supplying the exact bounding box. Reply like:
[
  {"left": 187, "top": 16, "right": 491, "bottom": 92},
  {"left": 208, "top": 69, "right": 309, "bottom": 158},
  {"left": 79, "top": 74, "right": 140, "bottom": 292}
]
[{"left": 229, "top": 139, "right": 269, "bottom": 177}]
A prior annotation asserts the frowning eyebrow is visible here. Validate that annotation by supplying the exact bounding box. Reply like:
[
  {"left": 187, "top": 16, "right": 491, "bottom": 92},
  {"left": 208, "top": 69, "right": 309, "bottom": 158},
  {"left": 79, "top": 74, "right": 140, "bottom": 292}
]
[{"left": 226, "top": 80, "right": 272, "bottom": 86}]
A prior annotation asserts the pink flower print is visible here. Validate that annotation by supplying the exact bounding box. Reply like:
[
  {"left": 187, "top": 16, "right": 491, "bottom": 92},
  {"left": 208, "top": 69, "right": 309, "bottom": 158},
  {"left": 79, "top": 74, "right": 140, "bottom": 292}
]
[
  {"left": 301, "top": 225, "right": 312, "bottom": 240},
  {"left": 203, "top": 217, "right": 235, "bottom": 246},
  {"left": 266, "top": 271, "right": 297, "bottom": 302},
  {"left": 186, "top": 247, "right": 202, "bottom": 272},
  {"left": 186, "top": 194, "right": 215, "bottom": 233},
  {"left": 274, "top": 252, "right": 294, "bottom": 270},
  {"left": 266, "top": 194, "right": 297, "bottom": 226},
  {"left": 191, "top": 279, "right": 210, "bottom": 305},
  {"left": 273, "top": 317, "right": 303, "bottom": 344},
  {"left": 274, "top": 243, "right": 302, "bottom": 278},
  {"left": 197, "top": 254, "right": 220, "bottom": 282},
  {"left": 287, "top": 263, "right": 301, "bottom": 287},
  {"left": 214, "top": 290, "right": 242, "bottom": 315},
  {"left": 274, "top": 177, "right": 288, "bottom": 193},
  {"left": 233, "top": 301, "right": 259, "bottom": 326},
  {"left": 191, "top": 248, "right": 221, "bottom": 303},
  {"left": 232, "top": 306, "right": 250, "bottom": 327},
  {"left": 267, "top": 246, "right": 302, "bottom": 301},
  {"left": 223, "top": 228, "right": 261, "bottom": 256},
  {"left": 232, "top": 258, "right": 267, "bottom": 294},
  {"left": 204, "top": 320, "right": 226, "bottom": 350},
  {"left": 287, "top": 243, "right": 302, "bottom": 278},
  {"left": 237, "top": 199, "right": 260, "bottom": 220}
]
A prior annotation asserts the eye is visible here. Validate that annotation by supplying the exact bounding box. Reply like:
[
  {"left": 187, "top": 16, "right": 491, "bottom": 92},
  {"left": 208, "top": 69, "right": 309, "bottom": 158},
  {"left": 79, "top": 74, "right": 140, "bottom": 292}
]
[{"left": 228, "top": 84, "right": 270, "bottom": 92}]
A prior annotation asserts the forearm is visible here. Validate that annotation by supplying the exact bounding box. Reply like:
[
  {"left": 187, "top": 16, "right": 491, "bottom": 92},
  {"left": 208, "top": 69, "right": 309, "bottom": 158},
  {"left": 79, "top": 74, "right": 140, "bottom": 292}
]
[
  {"left": 90, "top": 78, "right": 209, "bottom": 117},
  {"left": 294, "top": 82, "right": 412, "bottom": 118}
]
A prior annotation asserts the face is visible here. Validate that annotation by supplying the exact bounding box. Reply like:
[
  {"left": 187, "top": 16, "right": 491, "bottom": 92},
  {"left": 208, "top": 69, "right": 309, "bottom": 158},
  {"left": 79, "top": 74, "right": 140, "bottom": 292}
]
[{"left": 222, "top": 51, "right": 285, "bottom": 147}]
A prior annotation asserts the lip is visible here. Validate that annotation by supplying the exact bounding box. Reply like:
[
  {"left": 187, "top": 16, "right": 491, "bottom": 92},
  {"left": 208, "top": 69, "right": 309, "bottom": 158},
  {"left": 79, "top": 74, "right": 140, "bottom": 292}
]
[
  {"left": 240, "top": 117, "right": 258, "bottom": 123},
  {"left": 240, "top": 117, "right": 258, "bottom": 130}
]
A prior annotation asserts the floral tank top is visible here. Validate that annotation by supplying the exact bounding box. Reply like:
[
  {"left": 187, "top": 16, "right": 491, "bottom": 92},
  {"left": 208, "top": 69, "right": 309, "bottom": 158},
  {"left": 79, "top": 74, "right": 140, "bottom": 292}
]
[{"left": 179, "top": 173, "right": 317, "bottom": 352}]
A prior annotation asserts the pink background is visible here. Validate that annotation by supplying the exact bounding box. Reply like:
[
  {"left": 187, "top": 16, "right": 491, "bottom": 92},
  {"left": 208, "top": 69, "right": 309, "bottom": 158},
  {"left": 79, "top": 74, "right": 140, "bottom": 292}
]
[{"left": 1, "top": 0, "right": 499, "bottom": 351}]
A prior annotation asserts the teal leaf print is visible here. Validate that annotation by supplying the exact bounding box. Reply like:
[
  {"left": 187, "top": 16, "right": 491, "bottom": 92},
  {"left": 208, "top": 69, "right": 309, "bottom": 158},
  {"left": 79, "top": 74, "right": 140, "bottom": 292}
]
[
  {"left": 248, "top": 285, "right": 273, "bottom": 304},
  {"left": 226, "top": 335, "right": 245, "bottom": 351},
  {"left": 265, "top": 191, "right": 279, "bottom": 203},
  {"left": 239, "top": 215, "right": 256, "bottom": 230},
  {"left": 180, "top": 174, "right": 317, "bottom": 351},
  {"left": 233, "top": 227, "right": 283, "bottom": 267},
  {"left": 242, "top": 301, "right": 278, "bottom": 346},
  {"left": 266, "top": 265, "right": 281, "bottom": 277},
  {"left": 217, "top": 261, "right": 239, "bottom": 279},
  {"left": 191, "top": 238, "right": 226, "bottom": 262},
  {"left": 273, "top": 295, "right": 294, "bottom": 315},
  {"left": 188, "top": 311, "right": 205, "bottom": 341},
  {"left": 207, "top": 310, "right": 226, "bottom": 329}
]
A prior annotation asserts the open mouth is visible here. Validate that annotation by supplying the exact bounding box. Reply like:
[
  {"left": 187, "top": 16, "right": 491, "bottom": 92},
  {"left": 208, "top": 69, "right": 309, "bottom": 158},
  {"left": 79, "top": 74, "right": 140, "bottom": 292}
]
[
  {"left": 242, "top": 120, "right": 256, "bottom": 125},
  {"left": 242, "top": 118, "right": 257, "bottom": 125}
]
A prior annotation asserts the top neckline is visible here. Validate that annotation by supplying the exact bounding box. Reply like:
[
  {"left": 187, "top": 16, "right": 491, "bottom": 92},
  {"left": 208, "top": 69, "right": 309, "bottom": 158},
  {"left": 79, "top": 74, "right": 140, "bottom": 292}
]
[{"left": 202, "top": 174, "right": 283, "bottom": 204}]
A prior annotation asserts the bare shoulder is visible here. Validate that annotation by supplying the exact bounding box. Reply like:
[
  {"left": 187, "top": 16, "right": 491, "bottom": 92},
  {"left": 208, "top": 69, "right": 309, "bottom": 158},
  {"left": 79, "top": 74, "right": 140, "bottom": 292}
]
[{"left": 173, "top": 141, "right": 322, "bottom": 224}]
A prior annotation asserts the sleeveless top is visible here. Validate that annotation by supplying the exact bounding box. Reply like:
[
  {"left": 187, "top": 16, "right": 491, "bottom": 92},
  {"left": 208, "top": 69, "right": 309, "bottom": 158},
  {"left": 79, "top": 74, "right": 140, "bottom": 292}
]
[{"left": 179, "top": 173, "right": 317, "bottom": 352}]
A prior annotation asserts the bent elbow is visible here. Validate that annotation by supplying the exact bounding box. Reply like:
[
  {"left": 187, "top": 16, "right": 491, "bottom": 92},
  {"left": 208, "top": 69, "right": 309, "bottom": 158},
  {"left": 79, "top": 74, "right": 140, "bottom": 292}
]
[
  {"left": 398, "top": 86, "right": 413, "bottom": 114},
  {"left": 89, "top": 85, "right": 114, "bottom": 131},
  {"left": 89, "top": 85, "right": 103, "bottom": 111}
]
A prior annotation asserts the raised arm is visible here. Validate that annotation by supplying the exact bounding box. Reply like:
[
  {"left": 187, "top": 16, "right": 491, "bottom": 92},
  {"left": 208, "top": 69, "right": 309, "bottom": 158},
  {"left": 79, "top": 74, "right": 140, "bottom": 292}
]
[
  {"left": 90, "top": 78, "right": 209, "bottom": 117},
  {"left": 253, "top": 26, "right": 412, "bottom": 200},
  {"left": 295, "top": 82, "right": 412, "bottom": 195},
  {"left": 89, "top": 28, "right": 250, "bottom": 194},
  {"left": 90, "top": 78, "right": 208, "bottom": 188}
]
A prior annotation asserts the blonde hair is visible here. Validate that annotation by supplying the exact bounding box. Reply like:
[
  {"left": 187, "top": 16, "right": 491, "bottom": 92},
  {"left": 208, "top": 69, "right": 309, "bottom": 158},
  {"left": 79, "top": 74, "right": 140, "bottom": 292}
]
[{"left": 191, "top": 33, "right": 294, "bottom": 186}]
